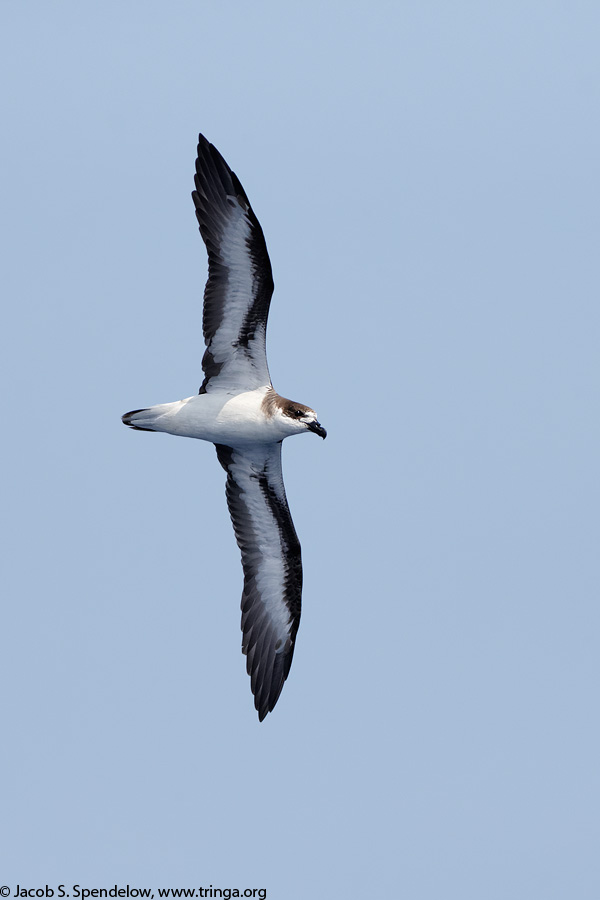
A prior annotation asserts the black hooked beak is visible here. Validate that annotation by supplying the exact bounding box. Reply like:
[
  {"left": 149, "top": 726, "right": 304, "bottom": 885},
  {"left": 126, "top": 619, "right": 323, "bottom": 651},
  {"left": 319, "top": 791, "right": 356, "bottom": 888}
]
[{"left": 307, "top": 420, "right": 327, "bottom": 439}]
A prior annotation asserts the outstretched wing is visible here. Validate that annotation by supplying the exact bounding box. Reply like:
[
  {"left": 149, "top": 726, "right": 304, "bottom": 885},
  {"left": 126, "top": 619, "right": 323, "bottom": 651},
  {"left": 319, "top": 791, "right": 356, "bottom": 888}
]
[
  {"left": 193, "top": 134, "right": 274, "bottom": 394},
  {"left": 215, "top": 442, "right": 302, "bottom": 721}
]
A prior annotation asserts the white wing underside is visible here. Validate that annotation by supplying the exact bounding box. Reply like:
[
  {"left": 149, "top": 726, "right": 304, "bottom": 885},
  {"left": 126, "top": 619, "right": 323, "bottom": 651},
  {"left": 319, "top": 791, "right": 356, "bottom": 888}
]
[
  {"left": 192, "top": 136, "right": 274, "bottom": 395},
  {"left": 205, "top": 214, "right": 270, "bottom": 391},
  {"left": 215, "top": 441, "right": 302, "bottom": 721}
]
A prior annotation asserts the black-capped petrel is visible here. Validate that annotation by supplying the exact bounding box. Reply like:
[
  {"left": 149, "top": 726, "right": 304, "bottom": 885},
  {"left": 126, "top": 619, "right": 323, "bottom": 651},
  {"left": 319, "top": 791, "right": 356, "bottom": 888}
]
[{"left": 122, "top": 134, "right": 326, "bottom": 721}]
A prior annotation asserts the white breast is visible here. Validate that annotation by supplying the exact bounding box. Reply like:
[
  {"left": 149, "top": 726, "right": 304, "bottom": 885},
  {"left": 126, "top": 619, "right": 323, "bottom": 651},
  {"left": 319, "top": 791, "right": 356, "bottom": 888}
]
[{"left": 137, "top": 388, "right": 291, "bottom": 445}]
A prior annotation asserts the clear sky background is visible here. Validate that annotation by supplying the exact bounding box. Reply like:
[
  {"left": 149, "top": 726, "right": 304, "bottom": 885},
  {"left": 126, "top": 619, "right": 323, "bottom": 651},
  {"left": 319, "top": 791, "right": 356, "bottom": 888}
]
[{"left": 2, "top": 1, "right": 599, "bottom": 897}]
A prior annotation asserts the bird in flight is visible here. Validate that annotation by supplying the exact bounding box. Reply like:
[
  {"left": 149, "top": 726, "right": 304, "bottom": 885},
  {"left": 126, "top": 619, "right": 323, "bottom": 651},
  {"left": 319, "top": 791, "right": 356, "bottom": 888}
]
[{"left": 122, "top": 134, "right": 326, "bottom": 721}]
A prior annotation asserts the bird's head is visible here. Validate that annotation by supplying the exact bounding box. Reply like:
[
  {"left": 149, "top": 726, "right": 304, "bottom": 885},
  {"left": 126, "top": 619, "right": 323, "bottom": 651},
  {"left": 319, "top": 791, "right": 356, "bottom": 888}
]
[{"left": 280, "top": 399, "right": 327, "bottom": 439}]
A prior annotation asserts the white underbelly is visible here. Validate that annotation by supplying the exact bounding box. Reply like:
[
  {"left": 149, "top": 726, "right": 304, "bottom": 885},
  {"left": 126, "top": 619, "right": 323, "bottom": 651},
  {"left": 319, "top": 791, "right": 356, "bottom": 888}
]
[{"left": 148, "top": 389, "right": 282, "bottom": 444}]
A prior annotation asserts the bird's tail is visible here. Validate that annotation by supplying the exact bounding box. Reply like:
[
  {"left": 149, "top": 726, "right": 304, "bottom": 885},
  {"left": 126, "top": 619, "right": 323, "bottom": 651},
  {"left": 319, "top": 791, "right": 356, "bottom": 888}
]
[
  {"left": 122, "top": 399, "right": 191, "bottom": 435},
  {"left": 122, "top": 408, "right": 161, "bottom": 432}
]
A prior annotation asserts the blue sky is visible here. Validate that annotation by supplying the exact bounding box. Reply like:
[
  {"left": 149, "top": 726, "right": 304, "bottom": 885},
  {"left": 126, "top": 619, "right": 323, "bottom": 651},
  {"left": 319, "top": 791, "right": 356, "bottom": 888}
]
[{"left": 2, "top": 1, "right": 599, "bottom": 897}]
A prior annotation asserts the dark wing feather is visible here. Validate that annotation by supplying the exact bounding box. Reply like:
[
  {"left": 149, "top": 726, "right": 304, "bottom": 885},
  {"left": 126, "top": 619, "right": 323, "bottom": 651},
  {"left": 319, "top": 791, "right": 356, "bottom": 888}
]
[
  {"left": 192, "top": 135, "right": 274, "bottom": 393},
  {"left": 215, "top": 442, "right": 302, "bottom": 721}
]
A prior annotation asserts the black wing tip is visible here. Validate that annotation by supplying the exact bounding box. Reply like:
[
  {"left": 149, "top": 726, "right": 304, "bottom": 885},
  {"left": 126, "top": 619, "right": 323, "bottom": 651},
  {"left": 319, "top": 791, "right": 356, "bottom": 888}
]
[
  {"left": 257, "top": 700, "right": 270, "bottom": 723},
  {"left": 249, "top": 642, "right": 296, "bottom": 723},
  {"left": 197, "top": 132, "right": 213, "bottom": 152},
  {"left": 193, "top": 134, "right": 253, "bottom": 212},
  {"left": 255, "top": 691, "right": 282, "bottom": 723},
  {"left": 195, "top": 133, "right": 233, "bottom": 180},
  {"left": 195, "top": 133, "right": 229, "bottom": 166},
  {"left": 196, "top": 133, "right": 215, "bottom": 161}
]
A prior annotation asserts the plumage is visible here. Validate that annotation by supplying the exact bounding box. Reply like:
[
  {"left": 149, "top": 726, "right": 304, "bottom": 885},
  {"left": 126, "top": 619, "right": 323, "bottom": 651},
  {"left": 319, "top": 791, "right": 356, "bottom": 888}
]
[
  {"left": 122, "top": 134, "right": 326, "bottom": 720},
  {"left": 192, "top": 134, "right": 274, "bottom": 394},
  {"left": 215, "top": 443, "right": 301, "bottom": 721}
]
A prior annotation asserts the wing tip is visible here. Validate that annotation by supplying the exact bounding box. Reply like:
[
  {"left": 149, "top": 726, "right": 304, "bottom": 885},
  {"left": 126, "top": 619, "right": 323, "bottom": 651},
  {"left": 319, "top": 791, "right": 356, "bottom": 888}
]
[
  {"left": 250, "top": 642, "right": 295, "bottom": 723},
  {"left": 194, "top": 134, "right": 253, "bottom": 214}
]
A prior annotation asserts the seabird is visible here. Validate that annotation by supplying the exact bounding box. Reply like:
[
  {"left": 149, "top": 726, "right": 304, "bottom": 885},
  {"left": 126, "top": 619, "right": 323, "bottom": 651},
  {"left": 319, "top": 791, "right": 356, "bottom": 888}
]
[{"left": 122, "top": 134, "right": 326, "bottom": 721}]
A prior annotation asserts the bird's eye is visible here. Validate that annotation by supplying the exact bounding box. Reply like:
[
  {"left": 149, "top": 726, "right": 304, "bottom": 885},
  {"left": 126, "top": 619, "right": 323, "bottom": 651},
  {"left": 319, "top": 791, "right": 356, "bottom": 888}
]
[{"left": 294, "top": 409, "right": 303, "bottom": 418}]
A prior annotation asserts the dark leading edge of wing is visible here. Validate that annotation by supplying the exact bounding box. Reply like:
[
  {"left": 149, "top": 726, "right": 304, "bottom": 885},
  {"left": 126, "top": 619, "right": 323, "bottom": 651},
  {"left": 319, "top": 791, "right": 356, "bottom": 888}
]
[
  {"left": 192, "top": 135, "right": 274, "bottom": 393},
  {"left": 215, "top": 443, "right": 302, "bottom": 721}
]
